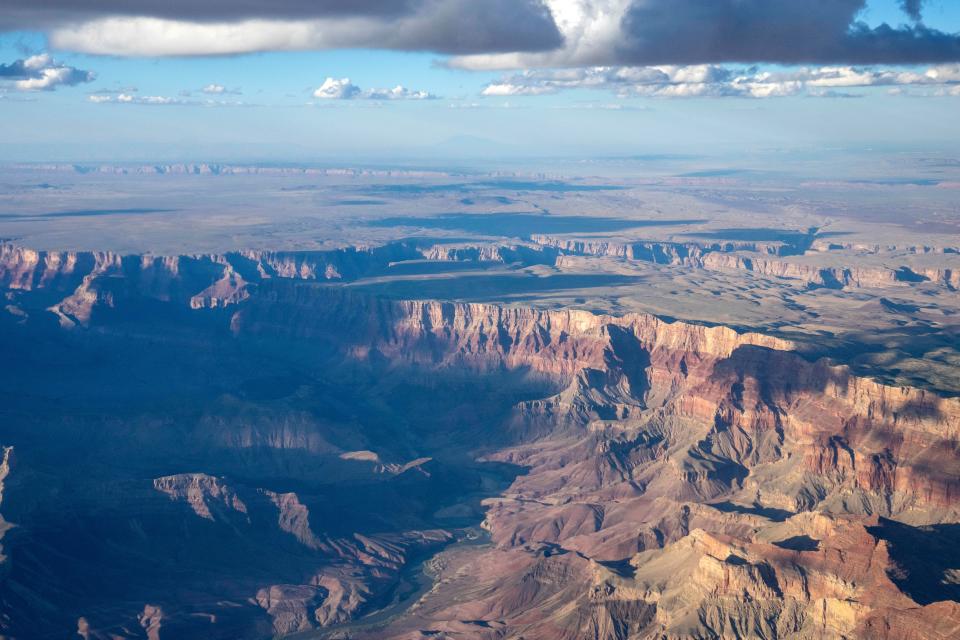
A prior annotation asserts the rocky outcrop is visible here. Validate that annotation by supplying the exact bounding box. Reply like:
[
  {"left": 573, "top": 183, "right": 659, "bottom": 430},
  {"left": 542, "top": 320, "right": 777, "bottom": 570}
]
[{"left": 154, "top": 473, "right": 250, "bottom": 522}]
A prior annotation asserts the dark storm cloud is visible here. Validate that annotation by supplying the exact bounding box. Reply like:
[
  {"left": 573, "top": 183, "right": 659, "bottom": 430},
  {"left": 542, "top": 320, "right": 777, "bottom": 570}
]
[
  {"left": 3, "top": 0, "right": 959, "bottom": 64},
  {"left": 0, "top": 59, "right": 30, "bottom": 78},
  {"left": 0, "top": 0, "right": 564, "bottom": 56},
  {"left": 900, "top": 0, "right": 925, "bottom": 22},
  {"left": 0, "top": 0, "right": 416, "bottom": 26},
  {"left": 618, "top": 0, "right": 960, "bottom": 65},
  {"left": 383, "top": 0, "right": 564, "bottom": 55}
]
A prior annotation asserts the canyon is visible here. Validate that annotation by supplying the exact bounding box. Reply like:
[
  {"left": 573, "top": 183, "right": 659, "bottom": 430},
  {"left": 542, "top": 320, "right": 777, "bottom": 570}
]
[
  {"left": 1, "top": 161, "right": 959, "bottom": 639},
  {"left": 1, "top": 236, "right": 958, "bottom": 639}
]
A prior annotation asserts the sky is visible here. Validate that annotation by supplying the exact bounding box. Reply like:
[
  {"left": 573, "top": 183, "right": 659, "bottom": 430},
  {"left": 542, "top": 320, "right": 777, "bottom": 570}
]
[{"left": 1, "top": 0, "right": 959, "bottom": 162}]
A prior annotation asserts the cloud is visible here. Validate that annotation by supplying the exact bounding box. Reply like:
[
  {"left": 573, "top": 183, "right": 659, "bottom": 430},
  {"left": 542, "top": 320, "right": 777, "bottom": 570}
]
[
  {"left": 87, "top": 92, "right": 253, "bottom": 106},
  {"left": 482, "top": 82, "right": 556, "bottom": 96},
  {"left": 551, "top": 101, "right": 650, "bottom": 110},
  {"left": 88, "top": 93, "right": 181, "bottom": 104},
  {"left": 90, "top": 84, "right": 137, "bottom": 94},
  {"left": 0, "top": 53, "right": 95, "bottom": 90},
  {"left": 0, "top": 0, "right": 416, "bottom": 25},
  {"left": 445, "top": 101, "right": 523, "bottom": 109},
  {"left": 313, "top": 77, "right": 437, "bottom": 100},
  {"left": 900, "top": 0, "right": 925, "bottom": 22},
  {"left": 450, "top": 0, "right": 960, "bottom": 70},
  {"left": 313, "top": 77, "right": 361, "bottom": 99},
  {"left": 3, "top": 1, "right": 957, "bottom": 70},
  {"left": 201, "top": 83, "right": 241, "bottom": 95},
  {"left": 3, "top": 0, "right": 562, "bottom": 57},
  {"left": 480, "top": 63, "right": 960, "bottom": 98}
]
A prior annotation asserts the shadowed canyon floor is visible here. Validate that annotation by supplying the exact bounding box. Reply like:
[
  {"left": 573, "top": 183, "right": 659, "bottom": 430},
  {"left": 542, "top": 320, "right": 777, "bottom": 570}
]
[{"left": 0, "top": 161, "right": 959, "bottom": 639}]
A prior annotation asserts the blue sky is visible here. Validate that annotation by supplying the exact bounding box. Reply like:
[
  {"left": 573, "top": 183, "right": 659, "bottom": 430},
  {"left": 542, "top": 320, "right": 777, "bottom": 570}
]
[{"left": 1, "top": 0, "right": 959, "bottom": 162}]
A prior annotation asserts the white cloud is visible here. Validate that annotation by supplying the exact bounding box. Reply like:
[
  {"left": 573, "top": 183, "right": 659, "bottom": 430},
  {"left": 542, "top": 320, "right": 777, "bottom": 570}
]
[
  {"left": 312, "top": 77, "right": 437, "bottom": 100},
  {"left": 313, "top": 77, "right": 361, "bottom": 99},
  {"left": 87, "top": 92, "right": 253, "bottom": 106},
  {"left": 88, "top": 93, "right": 179, "bottom": 104},
  {"left": 22, "top": 53, "right": 52, "bottom": 70},
  {"left": 0, "top": 53, "right": 95, "bottom": 91},
  {"left": 51, "top": 17, "right": 360, "bottom": 57},
  {"left": 364, "top": 85, "right": 435, "bottom": 100},
  {"left": 481, "top": 83, "right": 556, "bottom": 96},
  {"left": 480, "top": 63, "right": 960, "bottom": 99},
  {"left": 198, "top": 83, "right": 241, "bottom": 95}
]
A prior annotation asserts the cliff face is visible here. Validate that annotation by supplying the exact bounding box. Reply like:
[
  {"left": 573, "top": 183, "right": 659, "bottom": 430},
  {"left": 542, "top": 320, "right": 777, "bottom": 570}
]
[
  {"left": 418, "top": 242, "right": 558, "bottom": 265},
  {"left": 0, "top": 242, "right": 425, "bottom": 325},
  {"left": 700, "top": 253, "right": 952, "bottom": 289},
  {"left": 530, "top": 234, "right": 799, "bottom": 261},
  {"left": 1, "top": 243, "right": 958, "bottom": 639},
  {"left": 0, "top": 447, "right": 13, "bottom": 566},
  {"left": 234, "top": 285, "right": 958, "bottom": 516},
  {"left": 3, "top": 237, "right": 952, "bottom": 333},
  {"left": 233, "top": 285, "right": 960, "bottom": 638},
  {"left": 529, "top": 234, "right": 958, "bottom": 291}
]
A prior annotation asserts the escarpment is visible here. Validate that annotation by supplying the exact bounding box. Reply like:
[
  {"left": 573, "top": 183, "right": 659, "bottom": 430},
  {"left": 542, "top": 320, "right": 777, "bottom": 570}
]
[
  {"left": 6, "top": 234, "right": 954, "bottom": 332},
  {"left": 0, "top": 242, "right": 426, "bottom": 324},
  {"left": 1, "top": 242, "right": 958, "bottom": 639},
  {"left": 529, "top": 234, "right": 959, "bottom": 291}
]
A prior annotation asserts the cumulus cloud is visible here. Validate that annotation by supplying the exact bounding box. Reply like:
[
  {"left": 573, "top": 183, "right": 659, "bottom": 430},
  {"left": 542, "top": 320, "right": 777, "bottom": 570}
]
[
  {"left": 1, "top": 0, "right": 561, "bottom": 57},
  {"left": 481, "top": 63, "right": 960, "bottom": 99},
  {"left": 451, "top": 0, "right": 960, "bottom": 70},
  {"left": 0, "top": 53, "right": 95, "bottom": 90},
  {"left": 313, "top": 77, "right": 361, "bottom": 99},
  {"left": 313, "top": 77, "right": 437, "bottom": 100}
]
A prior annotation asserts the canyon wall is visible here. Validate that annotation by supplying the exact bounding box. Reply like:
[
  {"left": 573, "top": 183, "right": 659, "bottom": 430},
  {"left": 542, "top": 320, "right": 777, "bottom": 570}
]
[{"left": 1, "top": 242, "right": 958, "bottom": 639}]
